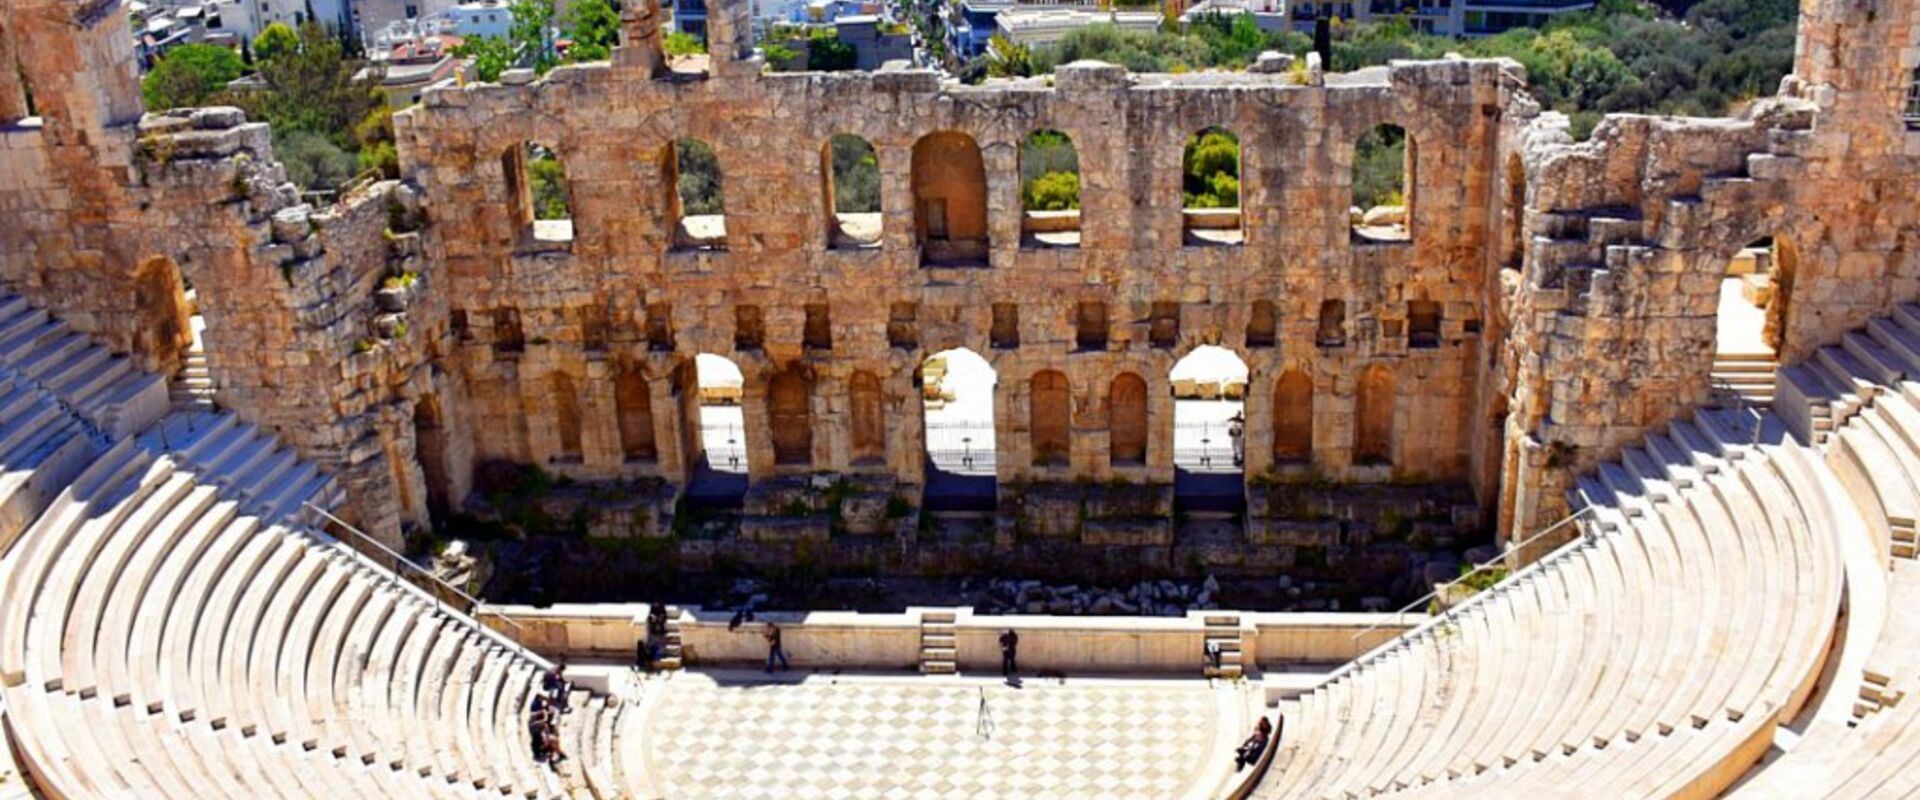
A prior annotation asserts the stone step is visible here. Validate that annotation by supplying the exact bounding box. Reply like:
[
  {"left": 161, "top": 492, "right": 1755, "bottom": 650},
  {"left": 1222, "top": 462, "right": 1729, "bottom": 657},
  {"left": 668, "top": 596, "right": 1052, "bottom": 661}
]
[
  {"left": 921, "top": 647, "right": 956, "bottom": 661},
  {"left": 920, "top": 633, "right": 955, "bottom": 648},
  {"left": 1204, "top": 664, "right": 1243, "bottom": 679},
  {"left": 921, "top": 660, "right": 956, "bottom": 675}
]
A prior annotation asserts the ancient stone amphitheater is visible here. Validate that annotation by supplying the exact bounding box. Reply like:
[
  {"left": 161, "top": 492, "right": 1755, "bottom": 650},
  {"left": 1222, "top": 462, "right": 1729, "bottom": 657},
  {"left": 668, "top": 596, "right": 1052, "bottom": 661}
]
[{"left": 4, "top": 0, "right": 1920, "bottom": 796}]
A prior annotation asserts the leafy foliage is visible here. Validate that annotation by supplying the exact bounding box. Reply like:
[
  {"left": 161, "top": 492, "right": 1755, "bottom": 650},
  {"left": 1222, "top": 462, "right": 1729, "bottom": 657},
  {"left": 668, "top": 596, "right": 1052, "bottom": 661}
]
[
  {"left": 232, "top": 22, "right": 393, "bottom": 191},
  {"left": 140, "top": 44, "right": 246, "bottom": 110},
  {"left": 1020, "top": 130, "right": 1080, "bottom": 211},
  {"left": 1017, "top": 1, "right": 1793, "bottom": 120},
  {"left": 809, "top": 29, "right": 857, "bottom": 71},
  {"left": 664, "top": 32, "right": 706, "bottom": 56},
  {"left": 828, "top": 134, "right": 880, "bottom": 214},
  {"left": 1352, "top": 124, "right": 1406, "bottom": 210},
  {"left": 527, "top": 145, "right": 571, "bottom": 220},
  {"left": 675, "top": 138, "right": 725, "bottom": 216},
  {"left": 561, "top": 0, "right": 621, "bottom": 63},
  {"left": 453, "top": 0, "right": 559, "bottom": 81},
  {"left": 986, "top": 34, "right": 1034, "bottom": 78},
  {"left": 1182, "top": 128, "right": 1239, "bottom": 209}
]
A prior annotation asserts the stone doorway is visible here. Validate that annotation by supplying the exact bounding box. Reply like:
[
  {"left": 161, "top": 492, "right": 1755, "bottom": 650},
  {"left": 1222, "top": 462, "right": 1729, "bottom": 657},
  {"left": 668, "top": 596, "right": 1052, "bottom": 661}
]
[
  {"left": 1171, "top": 345, "right": 1248, "bottom": 513},
  {"left": 1712, "top": 237, "right": 1793, "bottom": 407},
  {"left": 921, "top": 347, "right": 996, "bottom": 512},
  {"left": 689, "top": 353, "right": 749, "bottom": 505}
]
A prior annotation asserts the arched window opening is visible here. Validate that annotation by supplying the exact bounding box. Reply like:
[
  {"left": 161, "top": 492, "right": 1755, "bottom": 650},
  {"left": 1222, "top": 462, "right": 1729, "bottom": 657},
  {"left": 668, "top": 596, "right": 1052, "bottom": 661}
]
[
  {"left": 1408, "top": 300, "right": 1442, "bottom": 349},
  {"left": 1713, "top": 237, "right": 1792, "bottom": 406},
  {"left": 1274, "top": 370, "right": 1313, "bottom": 463},
  {"left": 551, "top": 372, "right": 583, "bottom": 462},
  {"left": 694, "top": 353, "right": 749, "bottom": 475},
  {"left": 1020, "top": 129, "right": 1080, "bottom": 248},
  {"left": 616, "top": 364, "right": 658, "bottom": 463},
  {"left": 769, "top": 368, "right": 813, "bottom": 466},
  {"left": 1352, "top": 124, "right": 1412, "bottom": 243},
  {"left": 1316, "top": 300, "right": 1347, "bottom": 348},
  {"left": 671, "top": 137, "right": 728, "bottom": 250},
  {"left": 912, "top": 131, "right": 990, "bottom": 267},
  {"left": 1109, "top": 372, "right": 1149, "bottom": 466},
  {"left": 1030, "top": 370, "right": 1072, "bottom": 468},
  {"left": 1182, "top": 126, "right": 1243, "bottom": 246},
  {"left": 1502, "top": 153, "right": 1526, "bottom": 270},
  {"left": 506, "top": 142, "right": 574, "bottom": 244},
  {"left": 824, "top": 133, "right": 881, "bottom": 248},
  {"left": 414, "top": 396, "right": 452, "bottom": 518},
  {"left": 1354, "top": 364, "right": 1395, "bottom": 467},
  {"left": 1906, "top": 68, "right": 1920, "bottom": 129},
  {"left": 131, "top": 256, "right": 193, "bottom": 371},
  {"left": 1247, "top": 300, "right": 1277, "bottom": 348},
  {"left": 849, "top": 371, "right": 886, "bottom": 466}
]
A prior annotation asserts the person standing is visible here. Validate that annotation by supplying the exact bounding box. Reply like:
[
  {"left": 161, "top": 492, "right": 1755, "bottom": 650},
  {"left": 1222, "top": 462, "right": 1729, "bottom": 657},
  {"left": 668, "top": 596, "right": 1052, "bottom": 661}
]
[
  {"left": 1228, "top": 412, "right": 1246, "bottom": 466},
  {"left": 764, "top": 621, "right": 790, "bottom": 673},
  {"left": 999, "top": 629, "right": 1019, "bottom": 676}
]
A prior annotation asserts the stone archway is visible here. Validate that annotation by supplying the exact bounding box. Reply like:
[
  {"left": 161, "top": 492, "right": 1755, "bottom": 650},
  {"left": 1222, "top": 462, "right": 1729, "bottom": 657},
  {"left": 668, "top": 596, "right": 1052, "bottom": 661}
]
[
  {"left": 1274, "top": 369, "right": 1313, "bottom": 463},
  {"left": 768, "top": 367, "right": 813, "bottom": 466},
  {"left": 414, "top": 395, "right": 453, "bottom": 518},
  {"left": 1355, "top": 364, "right": 1395, "bottom": 466},
  {"left": 131, "top": 255, "right": 193, "bottom": 373},
  {"left": 1109, "top": 372, "right": 1148, "bottom": 466},
  {"left": 616, "top": 362, "right": 658, "bottom": 463},
  {"left": 911, "top": 131, "right": 989, "bottom": 266}
]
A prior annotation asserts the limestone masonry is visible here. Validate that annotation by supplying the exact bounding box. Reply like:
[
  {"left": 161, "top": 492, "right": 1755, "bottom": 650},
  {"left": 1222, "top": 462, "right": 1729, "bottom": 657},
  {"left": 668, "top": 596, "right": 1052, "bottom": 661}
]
[{"left": 0, "top": 0, "right": 1915, "bottom": 561}]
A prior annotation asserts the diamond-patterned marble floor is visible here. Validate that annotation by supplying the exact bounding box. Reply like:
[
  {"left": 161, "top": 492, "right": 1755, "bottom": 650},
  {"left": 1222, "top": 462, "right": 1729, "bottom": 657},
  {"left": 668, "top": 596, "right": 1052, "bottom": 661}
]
[{"left": 626, "top": 671, "right": 1234, "bottom": 800}]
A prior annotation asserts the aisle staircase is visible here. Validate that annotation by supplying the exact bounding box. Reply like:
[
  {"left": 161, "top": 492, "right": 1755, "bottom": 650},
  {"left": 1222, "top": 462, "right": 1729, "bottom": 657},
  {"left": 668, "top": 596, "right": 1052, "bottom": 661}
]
[
  {"left": 919, "top": 610, "right": 958, "bottom": 675},
  {"left": 0, "top": 294, "right": 624, "bottom": 798},
  {"left": 1203, "top": 613, "right": 1245, "bottom": 679}
]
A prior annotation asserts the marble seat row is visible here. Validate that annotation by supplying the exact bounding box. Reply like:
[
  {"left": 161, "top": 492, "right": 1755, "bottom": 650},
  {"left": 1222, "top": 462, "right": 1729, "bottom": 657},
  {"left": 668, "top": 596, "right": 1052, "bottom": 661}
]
[
  {"left": 1250, "top": 407, "right": 1843, "bottom": 799},
  {"left": 0, "top": 434, "right": 624, "bottom": 799},
  {"left": 0, "top": 295, "right": 168, "bottom": 441}
]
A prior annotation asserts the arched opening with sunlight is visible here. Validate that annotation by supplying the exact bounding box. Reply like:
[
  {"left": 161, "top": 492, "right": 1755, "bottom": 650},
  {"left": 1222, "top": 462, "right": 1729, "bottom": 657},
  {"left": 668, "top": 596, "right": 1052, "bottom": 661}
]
[
  {"left": 1171, "top": 345, "right": 1249, "bottom": 510},
  {"left": 1713, "top": 237, "right": 1795, "bottom": 406},
  {"left": 922, "top": 348, "right": 997, "bottom": 510},
  {"left": 823, "top": 133, "right": 881, "bottom": 248},
  {"left": 693, "top": 353, "right": 749, "bottom": 476},
  {"left": 1020, "top": 129, "right": 1080, "bottom": 247},
  {"left": 1352, "top": 123, "right": 1413, "bottom": 242},
  {"left": 1182, "top": 126, "right": 1243, "bottom": 246},
  {"left": 912, "top": 131, "right": 990, "bottom": 267}
]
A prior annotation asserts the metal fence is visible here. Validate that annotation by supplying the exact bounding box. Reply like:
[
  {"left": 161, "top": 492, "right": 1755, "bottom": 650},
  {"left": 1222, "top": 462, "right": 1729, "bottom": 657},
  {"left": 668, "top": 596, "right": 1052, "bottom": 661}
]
[
  {"left": 1173, "top": 420, "right": 1244, "bottom": 471},
  {"left": 699, "top": 423, "right": 748, "bottom": 473}
]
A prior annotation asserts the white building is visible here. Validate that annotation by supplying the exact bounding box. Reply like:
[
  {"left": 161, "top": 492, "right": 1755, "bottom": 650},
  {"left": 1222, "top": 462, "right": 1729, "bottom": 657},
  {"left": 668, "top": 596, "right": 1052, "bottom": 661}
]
[
  {"left": 993, "top": 8, "right": 1158, "bottom": 49},
  {"left": 445, "top": 0, "right": 514, "bottom": 39}
]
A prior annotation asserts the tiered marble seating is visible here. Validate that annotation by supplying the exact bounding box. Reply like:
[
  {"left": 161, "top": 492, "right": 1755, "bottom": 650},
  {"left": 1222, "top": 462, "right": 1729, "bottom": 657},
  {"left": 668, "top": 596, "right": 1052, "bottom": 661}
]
[
  {"left": 1249, "top": 407, "right": 1844, "bottom": 800},
  {"left": 0, "top": 436, "right": 622, "bottom": 798},
  {"left": 0, "top": 297, "right": 622, "bottom": 799},
  {"left": 0, "top": 295, "right": 168, "bottom": 440}
]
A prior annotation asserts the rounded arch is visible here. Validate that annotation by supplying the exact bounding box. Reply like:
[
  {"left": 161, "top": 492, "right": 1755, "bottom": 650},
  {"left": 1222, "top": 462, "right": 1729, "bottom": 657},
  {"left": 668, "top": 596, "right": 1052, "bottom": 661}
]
[
  {"left": 1108, "top": 371, "right": 1149, "bottom": 466},
  {"left": 615, "top": 361, "right": 658, "bottom": 462},
  {"left": 1352, "top": 123, "right": 1413, "bottom": 243},
  {"left": 413, "top": 393, "right": 453, "bottom": 518},
  {"left": 1354, "top": 363, "right": 1395, "bottom": 467},
  {"left": 1021, "top": 128, "right": 1081, "bottom": 244},
  {"left": 922, "top": 347, "right": 998, "bottom": 480},
  {"left": 1182, "top": 126, "right": 1244, "bottom": 245},
  {"left": 823, "top": 133, "right": 881, "bottom": 247},
  {"left": 131, "top": 255, "right": 193, "bottom": 371},
  {"left": 1029, "top": 369, "right": 1072, "bottom": 467},
  {"left": 911, "top": 130, "right": 989, "bottom": 265},
  {"left": 768, "top": 366, "right": 813, "bottom": 466}
]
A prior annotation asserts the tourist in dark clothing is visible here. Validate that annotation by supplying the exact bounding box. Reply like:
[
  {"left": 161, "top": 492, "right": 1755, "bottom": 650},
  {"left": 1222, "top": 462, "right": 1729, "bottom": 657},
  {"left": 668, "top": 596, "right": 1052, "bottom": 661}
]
[
  {"left": 544, "top": 658, "right": 573, "bottom": 713},
  {"left": 764, "top": 621, "right": 790, "bottom": 673},
  {"left": 1000, "top": 629, "right": 1019, "bottom": 676},
  {"left": 1234, "top": 717, "right": 1273, "bottom": 771}
]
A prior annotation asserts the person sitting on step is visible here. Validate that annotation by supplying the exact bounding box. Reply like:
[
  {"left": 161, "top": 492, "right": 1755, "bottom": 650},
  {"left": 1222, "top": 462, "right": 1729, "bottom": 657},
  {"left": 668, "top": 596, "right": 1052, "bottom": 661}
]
[
  {"left": 544, "top": 658, "right": 573, "bottom": 713},
  {"left": 1234, "top": 717, "right": 1273, "bottom": 772}
]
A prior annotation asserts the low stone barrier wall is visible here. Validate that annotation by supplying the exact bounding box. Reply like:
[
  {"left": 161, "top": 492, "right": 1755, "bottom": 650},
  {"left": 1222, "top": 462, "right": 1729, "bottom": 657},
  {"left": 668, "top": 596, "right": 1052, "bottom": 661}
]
[{"left": 484, "top": 603, "right": 1421, "bottom": 674}]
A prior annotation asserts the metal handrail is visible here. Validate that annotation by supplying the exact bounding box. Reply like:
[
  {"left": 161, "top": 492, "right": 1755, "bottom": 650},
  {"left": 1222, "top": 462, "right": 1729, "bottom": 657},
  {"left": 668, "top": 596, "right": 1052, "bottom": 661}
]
[
  {"left": 1341, "top": 504, "right": 1599, "bottom": 652},
  {"left": 300, "top": 502, "right": 525, "bottom": 634}
]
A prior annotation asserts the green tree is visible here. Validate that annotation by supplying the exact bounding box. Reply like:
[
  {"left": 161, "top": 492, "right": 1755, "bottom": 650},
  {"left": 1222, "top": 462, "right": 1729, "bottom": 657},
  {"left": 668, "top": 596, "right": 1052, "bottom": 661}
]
[
  {"left": 675, "top": 138, "right": 724, "bottom": 216},
  {"left": 456, "top": 35, "right": 516, "bottom": 82},
  {"left": 561, "top": 0, "right": 621, "bottom": 62},
  {"left": 253, "top": 22, "right": 300, "bottom": 62},
  {"left": 986, "top": 33, "right": 1032, "bottom": 77},
  {"left": 236, "top": 22, "right": 391, "bottom": 191},
  {"left": 664, "top": 31, "right": 706, "bottom": 56},
  {"left": 810, "top": 30, "right": 857, "bottom": 71},
  {"left": 527, "top": 145, "right": 571, "bottom": 220},
  {"left": 828, "top": 134, "right": 880, "bottom": 213},
  {"left": 453, "top": 0, "right": 559, "bottom": 79},
  {"left": 1352, "top": 125, "right": 1406, "bottom": 210},
  {"left": 1025, "top": 171, "right": 1081, "bottom": 211},
  {"left": 276, "top": 129, "right": 360, "bottom": 189},
  {"left": 140, "top": 44, "right": 246, "bottom": 110},
  {"left": 1182, "top": 128, "right": 1239, "bottom": 208}
]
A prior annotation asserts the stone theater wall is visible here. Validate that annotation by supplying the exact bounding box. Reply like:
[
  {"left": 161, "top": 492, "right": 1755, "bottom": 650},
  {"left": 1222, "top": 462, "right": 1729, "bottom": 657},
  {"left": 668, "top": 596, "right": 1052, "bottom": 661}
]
[{"left": 3, "top": 0, "right": 1919, "bottom": 558}]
